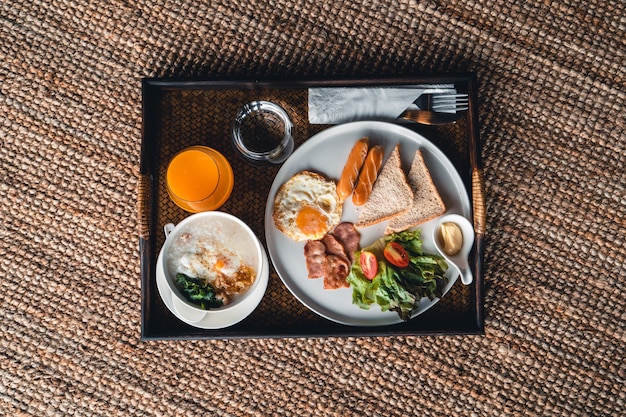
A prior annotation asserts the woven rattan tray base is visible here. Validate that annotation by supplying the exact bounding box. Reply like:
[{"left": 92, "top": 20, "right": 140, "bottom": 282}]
[{"left": 139, "top": 75, "right": 484, "bottom": 339}]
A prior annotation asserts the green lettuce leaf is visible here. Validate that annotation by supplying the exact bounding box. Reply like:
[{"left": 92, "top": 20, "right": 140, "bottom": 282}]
[{"left": 346, "top": 229, "right": 448, "bottom": 321}]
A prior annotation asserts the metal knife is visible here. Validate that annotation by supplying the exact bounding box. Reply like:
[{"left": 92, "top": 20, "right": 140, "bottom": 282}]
[{"left": 399, "top": 109, "right": 465, "bottom": 125}]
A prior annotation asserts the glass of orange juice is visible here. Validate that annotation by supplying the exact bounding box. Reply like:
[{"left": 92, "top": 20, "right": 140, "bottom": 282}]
[{"left": 166, "top": 146, "right": 234, "bottom": 212}]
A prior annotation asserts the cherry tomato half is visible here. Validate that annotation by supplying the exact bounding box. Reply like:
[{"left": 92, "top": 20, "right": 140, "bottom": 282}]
[
  {"left": 383, "top": 241, "right": 410, "bottom": 268},
  {"left": 359, "top": 251, "right": 378, "bottom": 280}
]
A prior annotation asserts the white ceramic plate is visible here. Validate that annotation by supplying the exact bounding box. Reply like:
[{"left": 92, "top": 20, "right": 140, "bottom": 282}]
[
  {"left": 156, "top": 241, "right": 269, "bottom": 329},
  {"left": 264, "top": 121, "right": 471, "bottom": 326}
]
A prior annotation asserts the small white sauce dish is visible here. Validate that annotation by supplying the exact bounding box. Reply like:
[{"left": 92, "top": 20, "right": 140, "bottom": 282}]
[{"left": 432, "top": 213, "right": 475, "bottom": 285}]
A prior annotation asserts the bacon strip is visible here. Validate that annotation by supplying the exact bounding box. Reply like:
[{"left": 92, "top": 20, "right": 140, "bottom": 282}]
[
  {"left": 332, "top": 222, "right": 360, "bottom": 263},
  {"left": 323, "top": 254, "right": 350, "bottom": 289},
  {"left": 303, "top": 222, "right": 360, "bottom": 290},
  {"left": 304, "top": 240, "right": 326, "bottom": 279}
]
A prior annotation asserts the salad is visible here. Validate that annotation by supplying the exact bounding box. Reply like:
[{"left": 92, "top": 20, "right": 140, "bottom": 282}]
[{"left": 346, "top": 229, "right": 449, "bottom": 321}]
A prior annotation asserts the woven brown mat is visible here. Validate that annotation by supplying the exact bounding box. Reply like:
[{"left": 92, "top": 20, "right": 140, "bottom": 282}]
[{"left": 1, "top": 0, "right": 624, "bottom": 416}]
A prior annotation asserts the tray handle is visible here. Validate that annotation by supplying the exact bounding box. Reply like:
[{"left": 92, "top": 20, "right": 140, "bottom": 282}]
[
  {"left": 137, "top": 173, "right": 151, "bottom": 240},
  {"left": 472, "top": 167, "right": 486, "bottom": 236}
]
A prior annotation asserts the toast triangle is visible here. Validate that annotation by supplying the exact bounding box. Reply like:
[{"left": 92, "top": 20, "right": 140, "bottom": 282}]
[
  {"left": 355, "top": 144, "right": 413, "bottom": 228},
  {"left": 385, "top": 149, "right": 446, "bottom": 234}
]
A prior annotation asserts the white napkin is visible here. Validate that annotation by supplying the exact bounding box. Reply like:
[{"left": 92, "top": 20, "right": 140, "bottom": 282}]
[{"left": 308, "top": 84, "right": 455, "bottom": 124}]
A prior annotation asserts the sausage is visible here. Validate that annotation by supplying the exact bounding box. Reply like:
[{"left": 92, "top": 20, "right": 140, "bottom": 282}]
[
  {"left": 336, "top": 137, "right": 369, "bottom": 202},
  {"left": 352, "top": 145, "right": 383, "bottom": 206}
]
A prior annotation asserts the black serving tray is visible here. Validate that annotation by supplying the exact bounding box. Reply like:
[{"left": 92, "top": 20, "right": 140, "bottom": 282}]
[{"left": 139, "top": 75, "right": 485, "bottom": 340}]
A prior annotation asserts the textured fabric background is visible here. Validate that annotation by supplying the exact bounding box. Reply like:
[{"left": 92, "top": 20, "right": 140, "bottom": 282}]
[{"left": 1, "top": 1, "right": 624, "bottom": 416}]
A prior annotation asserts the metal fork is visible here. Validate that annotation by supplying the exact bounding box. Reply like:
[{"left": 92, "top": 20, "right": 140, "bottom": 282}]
[{"left": 415, "top": 93, "right": 469, "bottom": 112}]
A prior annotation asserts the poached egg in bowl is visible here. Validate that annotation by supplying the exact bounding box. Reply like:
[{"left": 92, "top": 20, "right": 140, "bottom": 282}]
[{"left": 273, "top": 171, "right": 342, "bottom": 241}]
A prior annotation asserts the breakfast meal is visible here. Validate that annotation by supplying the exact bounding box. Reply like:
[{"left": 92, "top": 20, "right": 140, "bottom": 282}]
[
  {"left": 273, "top": 170, "right": 343, "bottom": 241},
  {"left": 271, "top": 134, "right": 462, "bottom": 320},
  {"left": 166, "top": 220, "right": 258, "bottom": 309},
  {"left": 385, "top": 149, "right": 446, "bottom": 234},
  {"left": 355, "top": 144, "right": 413, "bottom": 228}
]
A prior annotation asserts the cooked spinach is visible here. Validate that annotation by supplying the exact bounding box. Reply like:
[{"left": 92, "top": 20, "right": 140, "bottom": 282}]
[{"left": 175, "top": 273, "right": 223, "bottom": 309}]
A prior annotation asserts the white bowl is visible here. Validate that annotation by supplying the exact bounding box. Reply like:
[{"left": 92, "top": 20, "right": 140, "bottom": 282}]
[{"left": 158, "top": 211, "right": 267, "bottom": 327}]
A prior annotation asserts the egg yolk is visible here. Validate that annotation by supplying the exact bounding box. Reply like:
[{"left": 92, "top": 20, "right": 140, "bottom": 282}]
[
  {"left": 214, "top": 258, "right": 225, "bottom": 272},
  {"left": 296, "top": 206, "right": 328, "bottom": 237}
]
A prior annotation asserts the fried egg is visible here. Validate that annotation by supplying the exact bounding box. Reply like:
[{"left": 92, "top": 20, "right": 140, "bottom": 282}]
[
  {"left": 273, "top": 171, "right": 342, "bottom": 241},
  {"left": 177, "top": 247, "right": 241, "bottom": 284}
]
